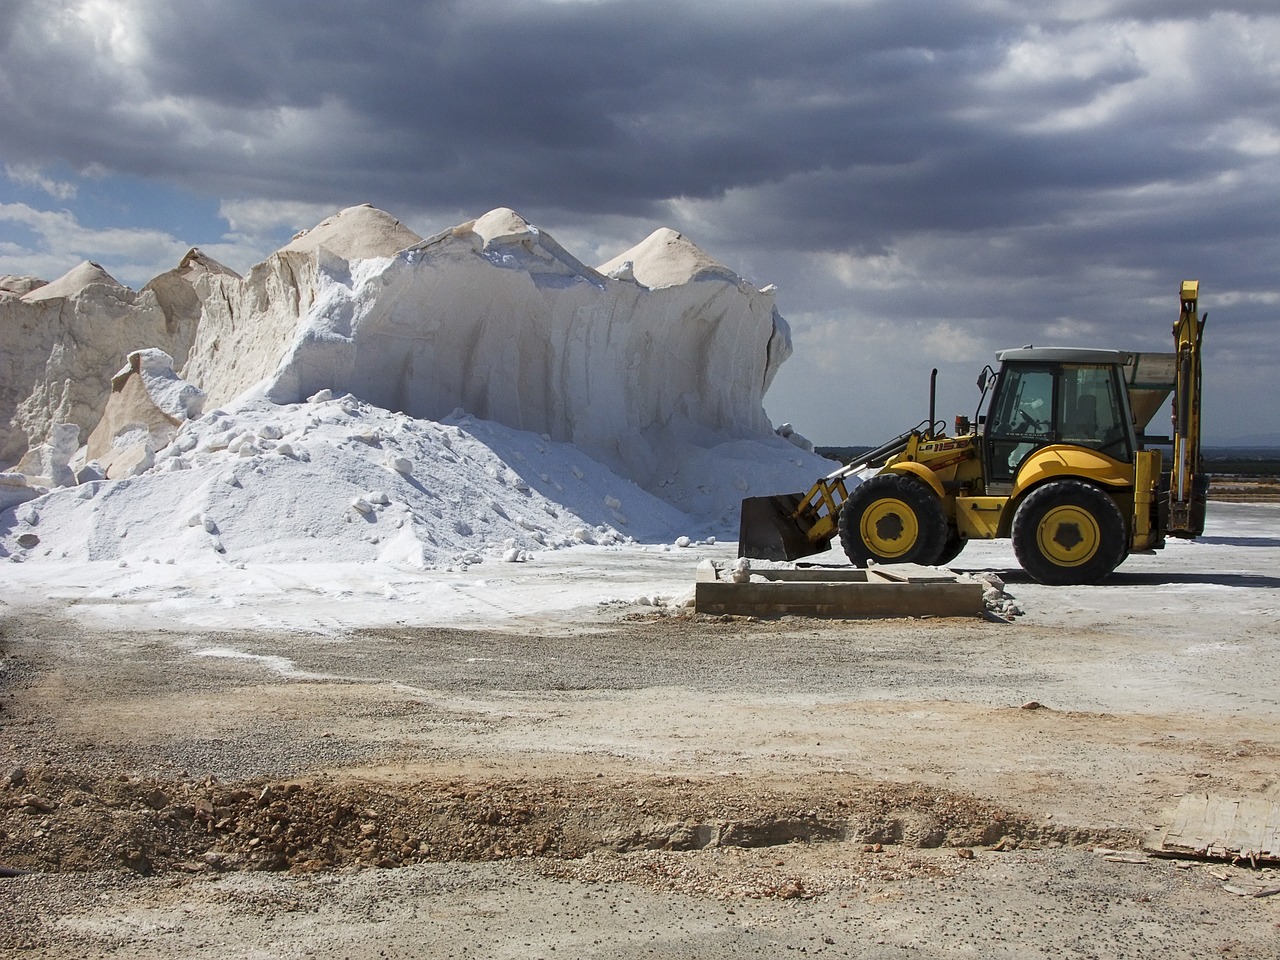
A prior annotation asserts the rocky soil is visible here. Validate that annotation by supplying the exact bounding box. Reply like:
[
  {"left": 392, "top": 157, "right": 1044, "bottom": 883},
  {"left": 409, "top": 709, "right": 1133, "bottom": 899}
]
[{"left": 2, "top": 589, "right": 1279, "bottom": 958}]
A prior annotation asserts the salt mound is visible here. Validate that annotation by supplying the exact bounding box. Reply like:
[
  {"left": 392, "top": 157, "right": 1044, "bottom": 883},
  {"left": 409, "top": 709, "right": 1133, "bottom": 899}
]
[
  {"left": 0, "top": 259, "right": 198, "bottom": 468},
  {"left": 0, "top": 209, "right": 417, "bottom": 471},
  {"left": 1, "top": 276, "right": 46, "bottom": 297},
  {"left": 180, "top": 206, "right": 812, "bottom": 518},
  {"left": 598, "top": 228, "right": 740, "bottom": 290},
  {"left": 142, "top": 249, "right": 241, "bottom": 337},
  {"left": 281, "top": 204, "right": 423, "bottom": 260},
  {"left": 21, "top": 261, "right": 127, "bottom": 302},
  {"left": 2, "top": 204, "right": 835, "bottom": 563},
  {"left": 124, "top": 348, "right": 206, "bottom": 421},
  {"left": 3, "top": 393, "right": 693, "bottom": 568},
  {"left": 85, "top": 350, "right": 207, "bottom": 479}
]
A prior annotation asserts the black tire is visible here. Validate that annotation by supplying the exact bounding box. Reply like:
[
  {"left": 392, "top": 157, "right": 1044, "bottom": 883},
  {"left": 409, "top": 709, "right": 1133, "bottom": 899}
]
[
  {"left": 1011, "top": 480, "right": 1127, "bottom": 585},
  {"left": 838, "top": 474, "right": 948, "bottom": 567},
  {"left": 934, "top": 528, "right": 967, "bottom": 566}
]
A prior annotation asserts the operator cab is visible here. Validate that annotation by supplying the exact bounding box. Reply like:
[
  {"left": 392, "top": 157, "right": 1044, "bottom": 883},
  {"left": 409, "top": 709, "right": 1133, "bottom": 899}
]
[{"left": 982, "top": 347, "right": 1136, "bottom": 486}]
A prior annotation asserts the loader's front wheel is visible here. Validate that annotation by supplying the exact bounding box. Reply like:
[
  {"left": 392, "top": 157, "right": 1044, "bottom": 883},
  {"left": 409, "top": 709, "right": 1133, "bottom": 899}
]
[
  {"left": 1011, "top": 480, "right": 1126, "bottom": 585},
  {"left": 934, "top": 528, "right": 967, "bottom": 566},
  {"left": 839, "top": 474, "right": 948, "bottom": 567}
]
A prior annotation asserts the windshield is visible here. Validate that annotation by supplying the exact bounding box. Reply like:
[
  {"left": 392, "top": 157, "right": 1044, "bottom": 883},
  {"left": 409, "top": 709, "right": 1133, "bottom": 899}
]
[{"left": 985, "top": 362, "right": 1131, "bottom": 483}]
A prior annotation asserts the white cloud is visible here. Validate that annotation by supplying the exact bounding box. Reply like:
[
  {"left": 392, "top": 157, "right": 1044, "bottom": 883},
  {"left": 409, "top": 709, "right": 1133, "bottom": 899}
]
[
  {"left": 996, "top": 23, "right": 1141, "bottom": 87},
  {"left": 821, "top": 249, "right": 915, "bottom": 291},
  {"left": 0, "top": 202, "right": 188, "bottom": 287},
  {"left": 921, "top": 322, "right": 989, "bottom": 365},
  {"left": 218, "top": 198, "right": 346, "bottom": 240},
  {"left": 4, "top": 164, "right": 78, "bottom": 201},
  {"left": 1208, "top": 119, "right": 1280, "bottom": 159},
  {"left": 70, "top": 0, "right": 147, "bottom": 63}
]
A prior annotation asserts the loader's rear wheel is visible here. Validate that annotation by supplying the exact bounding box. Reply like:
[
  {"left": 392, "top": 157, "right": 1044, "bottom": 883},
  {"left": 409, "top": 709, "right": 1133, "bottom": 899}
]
[
  {"left": 839, "top": 474, "right": 948, "bottom": 567},
  {"left": 1011, "top": 480, "right": 1126, "bottom": 585}
]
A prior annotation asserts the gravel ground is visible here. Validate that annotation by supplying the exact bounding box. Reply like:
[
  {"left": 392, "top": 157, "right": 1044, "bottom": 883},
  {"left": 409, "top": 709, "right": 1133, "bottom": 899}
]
[
  {"left": 1, "top": 502, "right": 1279, "bottom": 957},
  {"left": 4, "top": 850, "right": 1277, "bottom": 959}
]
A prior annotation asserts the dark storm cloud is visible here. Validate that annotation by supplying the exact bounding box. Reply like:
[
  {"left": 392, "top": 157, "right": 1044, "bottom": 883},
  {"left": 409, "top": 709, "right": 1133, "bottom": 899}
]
[
  {"left": 5, "top": 1, "right": 1273, "bottom": 243},
  {"left": 2, "top": 0, "right": 1277, "bottom": 441},
  {"left": 1, "top": 0, "right": 1018, "bottom": 213}
]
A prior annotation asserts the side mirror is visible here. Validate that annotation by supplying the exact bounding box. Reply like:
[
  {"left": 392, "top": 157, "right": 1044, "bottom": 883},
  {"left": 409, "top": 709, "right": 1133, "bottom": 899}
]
[{"left": 976, "top": 368, "right": 989, "bottom": 391}]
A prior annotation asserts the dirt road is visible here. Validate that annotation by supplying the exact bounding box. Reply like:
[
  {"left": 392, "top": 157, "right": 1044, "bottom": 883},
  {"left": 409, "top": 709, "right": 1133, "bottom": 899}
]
[{"left": 2, "top": 502, "right": 1279, "bottom": 957}]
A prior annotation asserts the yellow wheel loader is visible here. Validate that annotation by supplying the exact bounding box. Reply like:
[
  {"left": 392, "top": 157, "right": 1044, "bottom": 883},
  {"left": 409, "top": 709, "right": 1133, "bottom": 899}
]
[{"left": 740, "top": 280, "right": 1208, "bottom": 585}]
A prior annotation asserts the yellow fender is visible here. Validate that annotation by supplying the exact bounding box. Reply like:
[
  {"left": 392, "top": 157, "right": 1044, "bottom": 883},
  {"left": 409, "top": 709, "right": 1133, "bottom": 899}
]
[
  {"left": 1012, "top": 445, "right": 1134, "bottom": 500},
  {"left": 885, "top": 461, "right": 947, "bottom": 500}
]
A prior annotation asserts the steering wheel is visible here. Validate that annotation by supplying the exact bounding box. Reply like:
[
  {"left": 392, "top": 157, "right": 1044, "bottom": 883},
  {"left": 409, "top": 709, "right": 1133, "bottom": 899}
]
[
  {"left": 1097, "top": 428, "right": 1127, "bottom": 457},
  {"left": 1017, "top": 409, "right": 1047, "bottom": 431}
]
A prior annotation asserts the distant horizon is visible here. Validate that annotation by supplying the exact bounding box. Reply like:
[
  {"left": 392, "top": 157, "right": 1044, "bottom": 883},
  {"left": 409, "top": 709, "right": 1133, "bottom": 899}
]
[{"left": 816, "top": 440, "right": 1280, "bottom": 453}]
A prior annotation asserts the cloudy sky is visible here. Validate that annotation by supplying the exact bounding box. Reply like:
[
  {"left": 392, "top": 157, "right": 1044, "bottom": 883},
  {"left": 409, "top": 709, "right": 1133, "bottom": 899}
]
[{"left": 2, "top": 0, "right": 1277, "bottom": 445}]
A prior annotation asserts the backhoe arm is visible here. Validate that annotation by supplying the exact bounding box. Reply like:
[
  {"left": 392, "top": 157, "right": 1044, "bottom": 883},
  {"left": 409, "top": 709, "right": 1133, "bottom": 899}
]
[{"left": 1168, "top": 279, "right": 1207, "bottom": 536}]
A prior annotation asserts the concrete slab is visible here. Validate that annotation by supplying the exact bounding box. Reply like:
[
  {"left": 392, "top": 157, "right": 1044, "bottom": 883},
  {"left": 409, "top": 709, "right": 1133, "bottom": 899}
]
[{"left": 693, "top": 563, "right": 984, "bottom": 619}]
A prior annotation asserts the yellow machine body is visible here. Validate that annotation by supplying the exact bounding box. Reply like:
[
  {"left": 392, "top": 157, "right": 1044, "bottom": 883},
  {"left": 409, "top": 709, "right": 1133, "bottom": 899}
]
[{"left": 737, "top": 281, "right": 1207, "bottom": 585}]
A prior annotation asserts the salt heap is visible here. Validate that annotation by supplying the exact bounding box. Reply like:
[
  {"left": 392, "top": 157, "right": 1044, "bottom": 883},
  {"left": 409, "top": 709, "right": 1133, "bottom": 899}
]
[
  {"left": 84, "top": 348, "right": 208, "bottom": 480},
  {"left": 0, "top": 251, "right": 231, "bottom": 467},
  {"left": 1, "top": 205, "right": 832, "bottom": 568},
  {"left": 184, "top": 207, "right": 795, "bottom": 495},
  {"left": 7, "top": 392, "right": 694, "bottom": 568}
]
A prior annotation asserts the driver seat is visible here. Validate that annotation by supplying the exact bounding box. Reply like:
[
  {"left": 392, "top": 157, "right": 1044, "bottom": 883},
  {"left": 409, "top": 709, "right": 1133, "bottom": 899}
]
[{"left": 1069, "top": 394, "right": 1098, "bottom": 438}]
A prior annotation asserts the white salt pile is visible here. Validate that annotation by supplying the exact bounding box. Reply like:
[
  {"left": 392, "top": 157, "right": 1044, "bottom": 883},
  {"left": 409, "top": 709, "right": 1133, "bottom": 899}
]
[
  {"left": 183, "top": 207, "right": 797, "bottom": 492},
  {"left": 6, "top": 390, "right": 697, "bottom": 568},
  {"left": 1, "top": 205, "right": 834, "bottom": 571}
]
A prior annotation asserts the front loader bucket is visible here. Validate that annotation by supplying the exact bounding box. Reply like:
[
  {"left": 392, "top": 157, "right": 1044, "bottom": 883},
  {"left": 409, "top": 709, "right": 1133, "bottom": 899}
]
[{"left": 738, "top": 494, "right": 827, "bottom": 562}]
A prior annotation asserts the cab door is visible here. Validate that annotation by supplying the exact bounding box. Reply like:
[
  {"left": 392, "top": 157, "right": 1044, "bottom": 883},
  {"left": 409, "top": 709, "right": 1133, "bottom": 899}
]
[
  {"left": 984, "top": 364, "right": 1055, "bottom": 486},
  {"left": 1057, "top": 364, "right": 1134, "bottom": 463},
  {"left": 984, "top": 361, "right": 1135, "bottom": 488}
]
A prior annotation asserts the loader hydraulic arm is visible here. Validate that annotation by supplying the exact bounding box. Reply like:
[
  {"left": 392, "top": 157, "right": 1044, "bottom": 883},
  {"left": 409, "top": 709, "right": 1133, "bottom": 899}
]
[
  {"left": 737, "top": 426, "right": 921, "bottom": 562},
  {"left": 1168, "top": 279, "right": 1207, "bottom": 537}
]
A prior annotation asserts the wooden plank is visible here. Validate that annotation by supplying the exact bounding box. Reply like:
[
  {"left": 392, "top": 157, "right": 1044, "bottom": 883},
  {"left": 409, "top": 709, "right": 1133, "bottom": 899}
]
[
  {"left": 866, "top": 563, "right": 962, "bottom": 584},
  {"left": 1164, "top": 792, "right": 1206, "bottom": 846},
  {"left": 1147, "top": 794, "right": 1280, "bottom": 864},
  {"left": 710, "top": 564, "right": 962, "bottom": 585},
  {"left": 1237, "top": 797, "right": 1278, "bottom": 859},
  {"left": 751, "top": 568, "right": 871, "bottom": 583},
  {"left": 1204, "top": 796, "right": 1239, "bottom": 858}
]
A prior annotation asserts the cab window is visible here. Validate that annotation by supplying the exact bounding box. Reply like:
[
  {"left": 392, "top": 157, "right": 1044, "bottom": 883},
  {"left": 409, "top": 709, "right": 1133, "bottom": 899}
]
[{"left": 1059, "top": 365, "right": 1130, "bottom": 460}]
